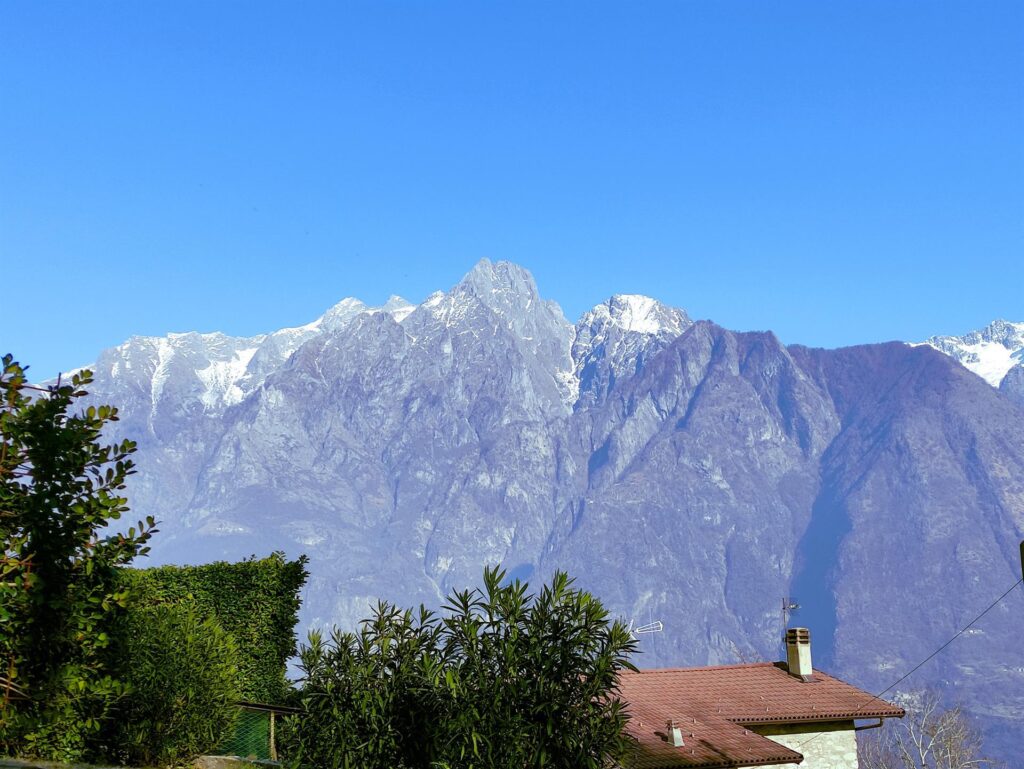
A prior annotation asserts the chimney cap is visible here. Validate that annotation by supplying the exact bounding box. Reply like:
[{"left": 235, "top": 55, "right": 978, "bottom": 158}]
[{"left": 785, "top": 627, "right": 811, "bottom": 644}]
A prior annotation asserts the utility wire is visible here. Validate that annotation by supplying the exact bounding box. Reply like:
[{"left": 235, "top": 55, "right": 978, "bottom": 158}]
[
  {"left": 794, "top": 576, "right": 1023, "bottom": 750},
  {"left": 868, "top": 577, "right": 1022, "bottom": 706}
]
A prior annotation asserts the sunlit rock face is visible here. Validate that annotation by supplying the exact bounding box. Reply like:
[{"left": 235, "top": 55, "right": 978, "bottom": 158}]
[{"left": 63, "top": 260, "right": 1024, "bottom": 761}]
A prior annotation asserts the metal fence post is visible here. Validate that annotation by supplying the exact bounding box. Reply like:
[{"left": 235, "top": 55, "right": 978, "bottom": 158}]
[{"left": 269, "top": 712, "right": 276, "bottom": 761}]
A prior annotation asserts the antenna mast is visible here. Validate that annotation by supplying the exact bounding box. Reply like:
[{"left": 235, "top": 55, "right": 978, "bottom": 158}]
[{"left": 781, "top": 597, "right": 800, "bottom": 630}]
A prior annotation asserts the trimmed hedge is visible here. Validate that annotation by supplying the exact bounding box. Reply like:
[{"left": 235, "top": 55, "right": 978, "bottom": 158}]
[{"left": 120, "top": 552, "right": 308, "bottom": 703}]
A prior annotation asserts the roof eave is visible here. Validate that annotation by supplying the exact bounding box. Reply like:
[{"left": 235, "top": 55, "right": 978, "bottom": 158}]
[
  {"left": 641, "top": 754, "right": 804, "bottom": 769},
  {"left": 734, "top": 710, "right": 905, "bottom": 726}
]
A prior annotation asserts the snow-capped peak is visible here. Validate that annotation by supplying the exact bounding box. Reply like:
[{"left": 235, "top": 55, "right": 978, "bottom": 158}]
[
  {"left": 379, "top": 295, "right": 415, "bottom": 322},
  {"left": 60, "top": 264, "right": 695, "bottom": 420},
  {"left": 86, "top": 331, "right": 270, "bottom": 416},
  {"left": 65, "top": 295, "right": 419, "bottom": 418},
  {"left": 319, "top": 297, "right": 370, "bottom": 331},
  {"left": 920, "top": 320, "right": 1024, "bottom": 387},
  {"left": 571, "top": 295, "right": 692, "bottom": 408},
  {"left": 578, "top": 294, "right": 691, "bottom": 338},
  {"left": 302, "top": 295, "right": 416, "bottom": 333},
  {"left": 608, "top": 294, "right": 689, "bottom": 335}
]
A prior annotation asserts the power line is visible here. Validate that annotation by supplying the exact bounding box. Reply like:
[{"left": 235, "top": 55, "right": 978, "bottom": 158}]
[
  {"left": 795, "top": 576, "right": 1023, "bottom": 750},
  {"left": 868, "top": 577, "right": 1022, "bottom": 706}
]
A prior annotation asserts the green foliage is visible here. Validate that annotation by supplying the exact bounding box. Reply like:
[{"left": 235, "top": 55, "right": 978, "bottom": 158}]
[
  {"left": 0, "top": 355, "right": 156, "bottom": 761},
  {"left": 0, "top": 357, "right": 307, "bottom": 764},
  {"left": 289, "top": 606, "right": 447, "bottom": 769},
  {"left": 120, "top": 552, "right": 308, "bottom": 703},
  {"left": 107, "top": 602, "right": 241, "bottom": 766},
  {"left": 287, "top": 567, "right": 638, "bottom": 769},
  {"left": 437, "top": 569, "right": 639, "bottom": 769}
]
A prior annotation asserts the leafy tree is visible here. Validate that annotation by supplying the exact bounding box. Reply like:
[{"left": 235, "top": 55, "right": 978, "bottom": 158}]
[
  {"left": 288, "top": 567, "right": 638, "bottom": 769},
  {"left": 0, "top": 355, "right": 157, "bottom": 760},
  {"left": 859, "top": 689, "right": 999, "bottom": 769}
]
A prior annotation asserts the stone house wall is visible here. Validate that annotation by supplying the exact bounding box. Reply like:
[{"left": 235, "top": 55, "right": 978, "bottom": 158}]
[{"left": 743, "top": 720, "right": 859, "bottom": 769}]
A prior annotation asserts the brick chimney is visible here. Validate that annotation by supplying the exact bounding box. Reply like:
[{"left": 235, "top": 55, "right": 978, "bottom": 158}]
[{"left": 785, "top": 627, "right": 813, "bottom": 680}]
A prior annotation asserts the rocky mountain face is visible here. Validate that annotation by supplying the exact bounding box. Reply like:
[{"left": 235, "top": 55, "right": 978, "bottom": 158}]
[{"left": 61, "top": 260, "right": 1024, "bottom": 759}]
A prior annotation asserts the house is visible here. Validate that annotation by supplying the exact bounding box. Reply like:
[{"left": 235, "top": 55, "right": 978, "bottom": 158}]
[{"left": 619, "top": 628, "right": 904, "bottom": 768}]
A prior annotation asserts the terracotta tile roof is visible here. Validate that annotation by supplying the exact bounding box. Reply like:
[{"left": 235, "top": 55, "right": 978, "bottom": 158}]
[
  {"left": 623, "top": 709, "right": 803, "bottom": 768},
  {"left": 617, "top": 662, "right": 905, "bottom": 768}
]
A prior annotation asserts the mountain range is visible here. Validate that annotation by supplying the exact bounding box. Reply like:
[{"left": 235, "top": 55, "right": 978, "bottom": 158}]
[{"left": 54, "top": 260, "right": 1024, "bottom": 759}]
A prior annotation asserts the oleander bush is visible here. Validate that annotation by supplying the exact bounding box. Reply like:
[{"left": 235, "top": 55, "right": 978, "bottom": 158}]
[{"left": 284, "top": 567, "right": 638, "bottom": 769}]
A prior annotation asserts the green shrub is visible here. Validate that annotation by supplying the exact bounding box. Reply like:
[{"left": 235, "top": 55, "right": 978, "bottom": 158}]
[
  {"left": 109, "top": 602, "right": 241, "bottom": 766},
  {"left": 287, "top": 568, "right": 638, "bottom": 769},
  {"left": 120, "top": 552, "right": 308, "bottom": 703},
  {"left": 285, "top": 605, "right": 447, "bottom": 769}
]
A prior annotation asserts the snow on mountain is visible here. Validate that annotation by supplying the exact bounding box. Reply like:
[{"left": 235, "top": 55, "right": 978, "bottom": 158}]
[
  {"left": 920, "top": 319, "right": 1024, "bottom": 387},
  {"left": 91, "top": 331, "right": 268, "bottom": 419},
  {"left": 61, "top": 294, "right": 425, "bottom": 416},
  {"left": 572, "top": 294, "right": 691, "bottom": 410},
  {"left": 604, "top": 294, "right": 686, "bottom": 335},
  {"left": 375, "top": 296, "right": 416, "bottom": 322},
  {"left": 193, "top": 343, "right": 260, "bottom": 408},
  {"left": 318, "top": 297, "right": 369, "bottom": 332}
]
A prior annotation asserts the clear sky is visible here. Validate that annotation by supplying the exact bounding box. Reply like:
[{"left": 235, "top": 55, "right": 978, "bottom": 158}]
[{"left": 2, "top": 1, "right": 1022, "bottom": 380}]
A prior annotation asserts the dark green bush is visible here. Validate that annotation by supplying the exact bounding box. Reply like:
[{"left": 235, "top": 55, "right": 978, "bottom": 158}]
[
  {"left": 109, "top": 602, "right": 241, "bottom": 766},
  {"left": 283, "top": 605, "right": 447, "bottom": 769},
  {"left": 120, "top": 552, "right": 308, "bottom": 703}
]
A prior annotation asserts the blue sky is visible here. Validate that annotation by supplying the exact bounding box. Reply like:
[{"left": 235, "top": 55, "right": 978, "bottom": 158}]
[{"left": 2, "top": 1, "right": 1022, "bottom": 380}]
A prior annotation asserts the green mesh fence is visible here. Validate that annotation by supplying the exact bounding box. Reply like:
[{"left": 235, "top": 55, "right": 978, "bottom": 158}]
[{"left": 216, "top": 702, "right": 298, "bottom": 761}]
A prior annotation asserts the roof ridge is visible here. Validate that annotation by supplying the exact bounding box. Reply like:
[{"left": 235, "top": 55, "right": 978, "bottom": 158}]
[{"left": 624, "top": 662, "right": 778, "bottom": 674}]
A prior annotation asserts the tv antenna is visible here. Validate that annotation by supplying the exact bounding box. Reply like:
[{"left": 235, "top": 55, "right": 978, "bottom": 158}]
[
  {"left": 781, "top": 597, "right": 800, "bottom": 629},
  {"left": 627, "top": 619, "right": 664, "bottom": 640}
]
